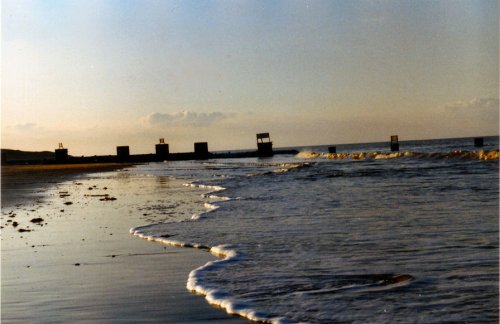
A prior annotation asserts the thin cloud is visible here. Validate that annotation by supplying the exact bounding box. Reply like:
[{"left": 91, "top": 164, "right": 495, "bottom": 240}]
[
  {"left": 13, "top": 123, "right": 42, "bottom": 132},
  {"left": 444, "top": 98, "right": 499, "bottom": 112},
  {"left": 144, "top": 111, "right": 230, "bottom": 127}
]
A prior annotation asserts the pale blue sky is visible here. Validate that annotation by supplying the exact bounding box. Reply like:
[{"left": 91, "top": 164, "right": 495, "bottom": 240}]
[{"left": 2, "top": 0, "right": 498, "bottom": 155}]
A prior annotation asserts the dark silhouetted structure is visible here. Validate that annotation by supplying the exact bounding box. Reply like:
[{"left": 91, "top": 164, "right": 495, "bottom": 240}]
[
  {"left": 257, "top": 133, "right": 273, "bottom": 157},
  {"left": 155, "top": 138, "right": 169, "bottom": 160},
  {"left": 390, "top": 135, "right": 399, "bottom": 152},
  {"left": 328, "top": 146, "right": 337, "bottom": 154},
  {"left": 55, "top": 143, "right": 68, "bottom": 162},
  {"left": 4, "top": 134, "right": 300, "bottom": 166},
  {"left": 116, "top": 146, "right": 130, "bottom": 161},
  {"left": 474, "top": 137, "right": 484, "bottom": 148},
  {"left": 194, "top": 142, "right": 209, "bottom": 159}
]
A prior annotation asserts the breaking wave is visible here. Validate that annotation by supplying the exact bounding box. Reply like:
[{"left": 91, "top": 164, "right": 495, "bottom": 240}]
[
  {"left": 130, "top": 184, "right": 287, "bottom": 323},
  {"left": 296, "top": 150, "right": 499, "bottom": 161}
]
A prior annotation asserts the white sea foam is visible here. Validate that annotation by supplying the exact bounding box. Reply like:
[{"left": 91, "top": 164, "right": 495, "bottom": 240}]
[
  {"left": 183, "top": 182, "right": 233, "bottom": 201},
  {"left": 186, "top": 245, "right": 288, "bottom": 323},
  {"left": 182, "top": 182, "right": 233, "bottom": 220},
  {"left": 202, "top": 194, "right": 231, "bottom": 200},
  {"left": 130, "top": 228, "right": 287, "bottom": 323},
  {"left": 296, "top": 151, "right": 325, "bottom": 159},
  {"left": 191, "top": 203, "right": 220, "bottom": 220},
  {"left": 183, "top": 182, "right": 226, "bottom": 192},
  {"left": 296, "top": 149, "right": 499, "bottom": 161}
]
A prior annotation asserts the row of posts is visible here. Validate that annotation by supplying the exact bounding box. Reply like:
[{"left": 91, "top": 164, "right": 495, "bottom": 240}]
[
  {"left": 117, "top": 139, "right": 209, "bottom": 161},
  {"left": 54, "top": 135, "right": 486, "bottom": 163},
  {"left": 328, "top": 135, "right": 485, "bottom": 153},
  {"left": 55, "top": 134, "right": 273, "bottom": 162}
]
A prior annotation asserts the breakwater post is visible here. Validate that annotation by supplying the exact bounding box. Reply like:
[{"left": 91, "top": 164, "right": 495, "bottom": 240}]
[
  {"left": 194, "top": 142, "right": 209, "bottom": 159},
  {"left": 390, "top": 135, "right": 399, "bottom": 152},
  {"left": 116, "top": 146, "right": 130, "bottom": 161},
  {"left": 155, "top": 138, "right": 169, "bottom": 160},
  {"left": 328, "top": 146, "right": 337, "bottom": 153},
  {"left": 257, "top": 133, "right": 273, "bottom": 157},
  {"left": 55, "top": 143, "right": 68, "bottom": 162},
  {"left": 474, "top": 137, "right": 484, "bottom": 148}
]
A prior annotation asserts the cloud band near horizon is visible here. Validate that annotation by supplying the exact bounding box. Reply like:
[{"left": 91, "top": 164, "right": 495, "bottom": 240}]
[{"left": 144, "top": 111, "right": 231, "bottom": 127}]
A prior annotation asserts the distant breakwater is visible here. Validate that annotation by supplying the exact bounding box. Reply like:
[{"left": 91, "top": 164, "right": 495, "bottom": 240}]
[{"left": 1, "top": 149, "right": 300, "bottom": 166}]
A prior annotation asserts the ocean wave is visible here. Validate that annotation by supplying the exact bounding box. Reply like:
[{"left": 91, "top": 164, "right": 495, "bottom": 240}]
[
  {"left": 183, "top": 182, "right": 226, "bottom": 192},
  {"left": 130, "top": 180, "right": 290, "bottom": 323},
  {"left": 130, "top": 229, "right": 287, "bottom": 323},
  {"left": 293, "top": 274, "right": 414, "bottom": 296},
  {"left": 187, "top": 245, "right": 286, "bottom": 323},
  {"left": 184, "top": 182, "right": 232, "bottom": 199},
  {"left": 272, "top": 162, "right": 314, "bottom": 173},
  {"left": 190, "top": 203, "right": 219, "bottom": 220},
  {"left": 296, "top": 150, "right": 499, "bottom": 161},
  {"left": 181, "top": 182, "right": 232, "bottom": 220},
  {"left": 244, "top": 162, "right": 315, "bottom": 174},
  {"left": 201, "top": 194, "right": 232, "bottom": 200}
]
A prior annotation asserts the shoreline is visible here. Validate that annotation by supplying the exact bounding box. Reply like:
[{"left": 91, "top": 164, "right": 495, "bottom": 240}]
[{"left": 1, "top": 164, "right": 249, "bottom": 323}]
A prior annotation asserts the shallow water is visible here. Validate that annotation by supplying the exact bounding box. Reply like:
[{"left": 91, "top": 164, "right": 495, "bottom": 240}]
[{"left": 132, "top": 137, "right": 498, "bottom": 323}]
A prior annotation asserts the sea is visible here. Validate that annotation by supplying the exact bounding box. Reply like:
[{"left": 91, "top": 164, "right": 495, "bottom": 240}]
[{"left": 129, "top": 136, "right": 499, "bottom": 323}]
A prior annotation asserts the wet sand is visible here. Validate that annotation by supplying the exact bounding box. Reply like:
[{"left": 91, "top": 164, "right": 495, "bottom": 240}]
[
  {"left": 1, "top": 164, "right": 248, "bottom": 323},
  {"left": 1, "top": 164, "right": 133, "bottom": 207}
]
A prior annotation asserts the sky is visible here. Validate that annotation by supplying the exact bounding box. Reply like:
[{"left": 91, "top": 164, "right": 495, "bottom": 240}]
[{"left": 2, "top": 0, "right": 498, "bottom": 155}]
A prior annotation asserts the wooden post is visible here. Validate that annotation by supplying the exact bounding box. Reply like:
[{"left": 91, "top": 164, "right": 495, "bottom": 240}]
[
  {"left": 328, "top": 146, "right": 337, "bottom": 154},
  {"left": 194, "top": 142, "right": 209, "bottom": 159},
  {"left": 116, "top": 146, "right": 130, "bottom": 161},
  {"left": 474, "top": 137, "right": 484, "bottom": 148},
  {"left": 256, "top": 133, "right": 273, "bottom": 157},
  {"left": 155, "top": 138, "right": 169, "bottom": 160},
  {"left": 390, "top": 135, "right": 399, "bottom": 152},
  {"left": 55, "top": 143, "right": 69, "bottom": 162}
]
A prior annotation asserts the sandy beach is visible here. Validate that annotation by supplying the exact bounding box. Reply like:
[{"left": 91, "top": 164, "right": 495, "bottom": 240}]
[{"left": 1, "top": 164, "right": 248, "bottom": 323}]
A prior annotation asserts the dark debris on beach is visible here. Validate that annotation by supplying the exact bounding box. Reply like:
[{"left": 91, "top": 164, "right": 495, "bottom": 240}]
[{"left": 100, "top": 197, "right": 117, "bottom": 201}]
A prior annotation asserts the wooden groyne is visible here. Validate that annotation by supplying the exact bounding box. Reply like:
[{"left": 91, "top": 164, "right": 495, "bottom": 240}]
[
  {"left": 2, "top": 135, "right": 490, "bottom": 165},
  {"left": 2, "top": 133, "right": 299, "bottom": 165},
  {"left": 1, "top": 149, "right": 300, "bottom": 165}
]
